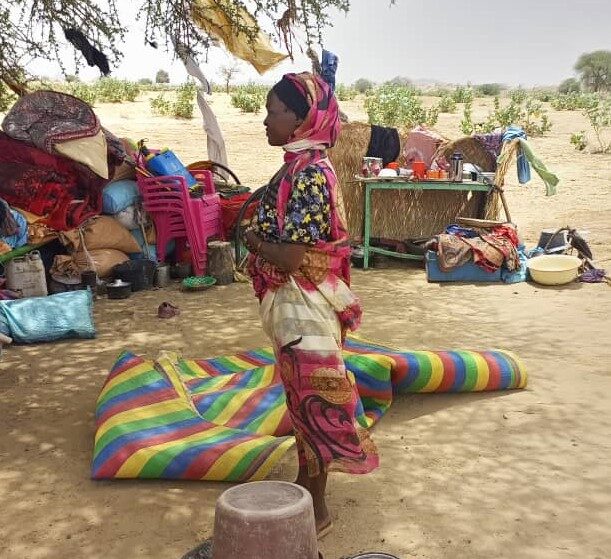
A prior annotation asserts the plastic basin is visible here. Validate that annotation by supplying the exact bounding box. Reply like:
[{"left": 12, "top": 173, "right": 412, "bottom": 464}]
[{"left": 526, "top": 254, "right": 581, "bottom": 285}]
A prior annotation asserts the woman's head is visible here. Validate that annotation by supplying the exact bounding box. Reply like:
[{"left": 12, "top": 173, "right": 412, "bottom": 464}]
[{"left": 264, "top": 72, "right": 340, "bottom": 150}]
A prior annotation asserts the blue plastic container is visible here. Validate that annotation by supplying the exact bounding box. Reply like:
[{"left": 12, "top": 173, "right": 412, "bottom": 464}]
[
  {"left": 146, "top": 150, "right": 197, "bottom": 188},
  {"left": 425, "top": 250, "right": 502, "bottom": 282}
]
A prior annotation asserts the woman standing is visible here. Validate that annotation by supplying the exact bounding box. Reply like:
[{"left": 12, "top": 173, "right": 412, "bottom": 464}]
[{"left": 244, "top": 72, "right": 378, "bottom": 537}]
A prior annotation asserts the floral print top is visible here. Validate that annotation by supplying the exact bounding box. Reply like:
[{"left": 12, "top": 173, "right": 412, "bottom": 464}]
[{"left": 255, "top": 165, "right": 331, "bottom": 245}]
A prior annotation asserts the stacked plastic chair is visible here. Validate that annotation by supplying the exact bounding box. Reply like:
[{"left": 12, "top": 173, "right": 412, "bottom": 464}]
[{"left": 137, "top": 170, "right": 221, "bottom": 276}]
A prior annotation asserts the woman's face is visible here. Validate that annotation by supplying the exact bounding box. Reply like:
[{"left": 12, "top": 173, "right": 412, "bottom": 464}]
[{"left": 263, "top": 91, "right": 303, "bottom": 146}]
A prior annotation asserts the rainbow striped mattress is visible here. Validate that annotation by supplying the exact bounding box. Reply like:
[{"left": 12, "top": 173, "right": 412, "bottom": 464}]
[{"left": 92, "top": 337, "right": 527, "bottom": 481}]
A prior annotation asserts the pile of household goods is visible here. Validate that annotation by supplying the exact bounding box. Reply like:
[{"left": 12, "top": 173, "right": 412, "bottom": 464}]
[{"left": 0, "top": 90, "right": 245, "bottom": 345}]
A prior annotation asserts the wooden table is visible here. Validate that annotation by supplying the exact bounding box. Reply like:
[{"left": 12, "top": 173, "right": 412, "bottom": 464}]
[{"left": 360, "top": 177, "right": 493, "bottom": 269}]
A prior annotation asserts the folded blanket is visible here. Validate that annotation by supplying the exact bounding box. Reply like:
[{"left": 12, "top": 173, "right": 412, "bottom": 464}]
[{"left": 92, "top": 338, "right": 527, "bottom": 482}]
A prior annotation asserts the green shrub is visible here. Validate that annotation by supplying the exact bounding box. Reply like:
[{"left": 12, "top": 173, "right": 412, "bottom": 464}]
[
  {"left": 570, "top": 131, "right": 588, "bottom": 151},
  {"left": 584, "top": 96, "right": 611, "bottom": 153},
  {"left": 558, "top": 78, "right": 581, "bottom": 94},
  {"left": 532, "top": 88, "right": 556, "bottom": 102},
  {"left": 353, "top": 78, "right": 374, "bottom": 94},
  {"left": 509, "top": 88, "right": 528, "bottom": 104},
  {"left": 94, "top": 78, "right": 141, "bottom": 103},
  {"left": 138, "top": 78, "right": 153, "bottom": 86},
  {"left": 172, "top": 82, "right": 197, "bottom": 118},
  {"left": 335, "top": 84, "right": 357, "bottom": 101},
  {"left": 550, "top": 92, "right": 598, "bottom": 111},
  {"left": 65, "top": 82, "right": 98, "bottom": 105},
  {"left": 365, "top": 84, "right": 438, "bottom": 128},
  {"left": 156, "top": 70, "right": 170, "bottom": 84},
  {"left": 427, "top": 87, "right": 451, "bottom": 98},
  {"left": 150, "top": 94, "right": 172, "bottom": 116},
  {"left": 459, "top": 95, "right": 552, "bottom": 136},
  {"left": 452, "top": 86, "right": 474, "bottom": 104},
  {"left": 0, "top": 82, "right": 17, "bottom": 112},
  {"left": 476, "top": 83, "right": 502, "bottom": 97},
  {"left": 437, "top": 94, "right": 457, "bottom": 113},
  {"left": 230, "top": 83, "right": 268, "bottom": 114}
]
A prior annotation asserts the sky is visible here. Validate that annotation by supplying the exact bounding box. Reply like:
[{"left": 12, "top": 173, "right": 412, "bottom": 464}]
[{"left": 29, "top": 0, "right": 611, "bottom": 87}]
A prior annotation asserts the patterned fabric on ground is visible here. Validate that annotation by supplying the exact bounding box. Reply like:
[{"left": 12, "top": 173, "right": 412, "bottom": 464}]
[{"left": 92, "top": 337, "right": 527, "bottom": 481}]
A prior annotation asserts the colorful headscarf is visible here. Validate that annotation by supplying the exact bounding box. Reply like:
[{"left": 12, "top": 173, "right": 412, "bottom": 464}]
[
  {"left": 281, "top": 72, "right": 340, "bottom": 154},
  {"left": 275, "top": 72, "right": 342, "bottom": 230}
]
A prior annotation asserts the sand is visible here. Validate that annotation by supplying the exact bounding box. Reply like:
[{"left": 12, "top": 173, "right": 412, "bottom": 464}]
[{"left": 1, "top": 93, "right": 610, "bottom": 559}]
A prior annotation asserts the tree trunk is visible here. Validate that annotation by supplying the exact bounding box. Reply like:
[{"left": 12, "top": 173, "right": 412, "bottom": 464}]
[{"left": 208, "top": 241, "right": 234, "bottom": 285}]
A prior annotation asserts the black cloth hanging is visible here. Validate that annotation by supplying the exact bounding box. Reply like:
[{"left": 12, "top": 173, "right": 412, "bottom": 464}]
[
  {"left": 366, "top": 125, "right": 401, "bottom": 167},
  {"left": 63, "top": 28, "right": 110, "bottom": 76}
]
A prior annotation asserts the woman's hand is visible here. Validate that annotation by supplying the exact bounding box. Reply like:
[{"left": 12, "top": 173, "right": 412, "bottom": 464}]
[
  {"left": 244, "top": 228, "right": 307, "bottom": 273},
  {"left": 244, "top": 228, "right": 262, "bottom": 254}
]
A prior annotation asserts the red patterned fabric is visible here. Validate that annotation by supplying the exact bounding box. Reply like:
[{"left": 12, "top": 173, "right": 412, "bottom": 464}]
[{"left": 0, "top": 133, "right": 105, "bottom": 231}]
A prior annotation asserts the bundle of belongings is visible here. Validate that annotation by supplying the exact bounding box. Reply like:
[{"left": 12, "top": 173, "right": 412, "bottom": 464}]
[
  {"left": 0, "top": 90, "right": 166, "bottom": 282},
  {"left": 0, "top": 91, "right": 130, "bottom": 232},
  {"left": 425, "top": 223, "right": 527, "bottom": 283}
]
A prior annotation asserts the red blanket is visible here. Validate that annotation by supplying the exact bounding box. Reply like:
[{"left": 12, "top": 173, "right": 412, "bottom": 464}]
[{"left": 0, "top": 133, "right": 105, "bottom": 231}]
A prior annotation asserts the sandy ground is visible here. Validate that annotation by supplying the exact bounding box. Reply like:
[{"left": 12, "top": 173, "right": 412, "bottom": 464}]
[{"left": 1, "top": 93, "right": 610, "bottom": 559}]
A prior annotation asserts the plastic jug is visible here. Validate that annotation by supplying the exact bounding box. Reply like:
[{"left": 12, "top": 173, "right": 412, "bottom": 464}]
[
  {"left": 145, "top": 148, "right": 197, "bottom": 188},
  {"left": 6, "top": 251, "right": 48, "bottom": 297}
]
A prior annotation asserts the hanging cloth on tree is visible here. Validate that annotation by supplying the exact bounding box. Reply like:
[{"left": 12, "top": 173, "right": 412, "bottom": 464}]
[
  {"left": 63, "top": 28, "right": 110, "bottom": 76},
  {"left": 190, "top": 0, "right": 288, "bottom": 74},
  {"left": 174, "top": 41, "right": 228, "bottom": 166},
  {"left": 321, "top": 50, "right": 339, "bottom": 91}
]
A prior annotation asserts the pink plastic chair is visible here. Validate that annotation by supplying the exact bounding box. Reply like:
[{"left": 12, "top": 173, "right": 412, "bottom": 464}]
[{"left": 137, "top": 171, "right": 221, "bottom": 276}]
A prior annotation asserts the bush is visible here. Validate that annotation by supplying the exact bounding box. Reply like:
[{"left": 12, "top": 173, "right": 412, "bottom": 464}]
[
  {"left": 427, "top": 87, "right": 451, "bottom": 98},
  {"left": 558, "top": 78, "right": 581, "bottom": 94},
  {"left": 95, "top": 78, "right": 141, "bottom": 103},
  {"left": 459, "top": 95, "right": 552, "bottom": 136},
  {"left": 353, "top": 78, "right": 374, "bottom": 94},
  {"left": 66, "top": 82, "right": 98, "bottom": 105},
  {"left": 0, "top": 82, "right": 17, "bottom": 112},
  {"left": 570, "top": 131, "right": 588, "bottom": 151},
  {"left": 532, "top": 88, "right": 556, "bottom": 102},
  {"left": 156, "top": 70, "right": 170, "bottom": 84},
  {"left": 150, "top": 82, "right": 197, "bottom": 119},
  {"left": 172, "top": 82, "right": 197, "bottom": 118},
  {"left": 452, "top": 86, "right": 474, "bottom": 104},
  {"left": 437, "top": 94, "right": 457, "bottom": 113},
  {"left": 365, "top": 84, "right": 438, "bottom": 128},
  {"left": 584, "top": 96, "right": 611, "bottom": 153},
  {"left": 138, "top": 78, "right": 153, "bottom": 86},
  {"left": 550, "top": 92, "right": 597, "bottom": 111},
  {"left": 476, "top": 83, "right": 502, "bottom": 96},
  {"left": 335, "top": 84, "right": 357, "bottom": 101},
  {"left": 509, "top": 88, "right": 528, "bottom": 104},
  {"left": 230, "top": 83, "right": 268, "bottom": 114},
  {"left": 150, "top": 94, "right": 172, "bottom": 116}
]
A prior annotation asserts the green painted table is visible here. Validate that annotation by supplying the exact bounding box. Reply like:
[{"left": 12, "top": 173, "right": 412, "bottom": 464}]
[{"left": 360, "top": 178, "right": 492, "bottom": 269}]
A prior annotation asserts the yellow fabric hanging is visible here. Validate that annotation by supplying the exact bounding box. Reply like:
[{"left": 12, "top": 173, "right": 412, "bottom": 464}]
[{"left": 191, "top": 0, "right": 288, "bottom": 74}]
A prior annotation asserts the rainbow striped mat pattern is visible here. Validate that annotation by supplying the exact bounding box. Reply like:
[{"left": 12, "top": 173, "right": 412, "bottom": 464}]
[{"left": 92, "top": 337, "right": 527, "bottom": 481}]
